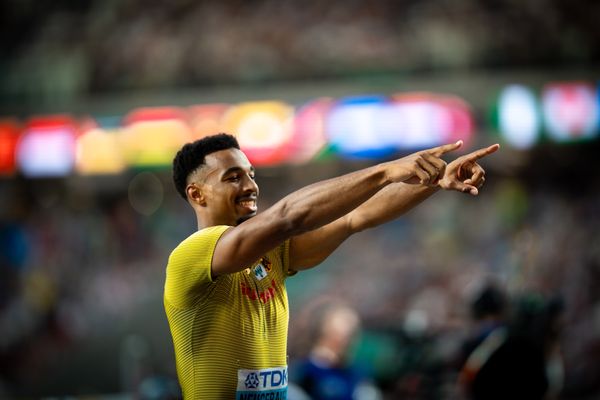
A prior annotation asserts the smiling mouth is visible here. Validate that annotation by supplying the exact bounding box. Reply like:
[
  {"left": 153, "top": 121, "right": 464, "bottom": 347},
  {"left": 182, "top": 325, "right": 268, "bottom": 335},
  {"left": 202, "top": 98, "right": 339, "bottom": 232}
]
[{"left": 236, "top": 197, "right": 257, "bottom": 211}]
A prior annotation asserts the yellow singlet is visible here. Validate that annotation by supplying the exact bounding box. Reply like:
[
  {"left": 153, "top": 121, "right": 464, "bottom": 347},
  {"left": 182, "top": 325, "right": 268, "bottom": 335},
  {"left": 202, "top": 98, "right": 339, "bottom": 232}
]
[{"left": 164, "top": 225, "right": 294, "bottom": 399}]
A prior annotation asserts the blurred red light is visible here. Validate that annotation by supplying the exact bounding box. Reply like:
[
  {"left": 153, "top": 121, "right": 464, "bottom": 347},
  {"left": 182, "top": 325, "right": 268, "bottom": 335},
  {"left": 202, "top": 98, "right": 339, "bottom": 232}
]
[{"left": 0, "top": 120, "right": 21, "bottom": 176}]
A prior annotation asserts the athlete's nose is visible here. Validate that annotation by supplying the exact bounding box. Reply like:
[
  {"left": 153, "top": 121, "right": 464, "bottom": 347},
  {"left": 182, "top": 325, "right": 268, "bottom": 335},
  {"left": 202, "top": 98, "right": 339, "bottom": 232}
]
[{"left": 242, "top": 173, "right": 259, "bottom": 196}]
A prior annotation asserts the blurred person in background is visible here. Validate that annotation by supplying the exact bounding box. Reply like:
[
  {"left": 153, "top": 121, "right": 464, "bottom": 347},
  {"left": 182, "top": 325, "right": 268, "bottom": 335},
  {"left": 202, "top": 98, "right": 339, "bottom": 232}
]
[
  {"left": 456, "top": 282, "right": 508, "bottom": 372},
  {"left": 459, "top": 293, "right": 565, "bottom": 400},
  {"left": 292, "top": 301, "right": 380, "bottom": 400},
  {"left": 164, "top": 133, "right": 499, "bottom": 399}
]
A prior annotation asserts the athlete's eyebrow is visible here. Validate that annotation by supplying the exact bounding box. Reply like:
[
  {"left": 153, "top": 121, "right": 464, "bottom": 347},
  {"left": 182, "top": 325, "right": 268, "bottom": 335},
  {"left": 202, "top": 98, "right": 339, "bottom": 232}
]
[{"left": 222, "top": 166, "right": 255, "bottom": 177}]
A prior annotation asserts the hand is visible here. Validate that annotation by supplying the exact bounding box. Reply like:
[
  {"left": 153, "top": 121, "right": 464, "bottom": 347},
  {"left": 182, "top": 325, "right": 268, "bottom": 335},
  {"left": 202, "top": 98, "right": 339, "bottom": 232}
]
[
  {"left": 438, "top": 143, "right": 500, "bottom": 195},
  {"left": 386, "top": 141, "right": 463, "bottom": 185}
]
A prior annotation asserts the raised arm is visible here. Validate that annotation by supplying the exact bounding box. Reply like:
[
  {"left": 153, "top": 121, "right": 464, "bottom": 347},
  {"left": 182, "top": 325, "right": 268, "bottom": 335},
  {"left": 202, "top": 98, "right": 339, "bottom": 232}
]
[
  {"left": 211, "top": 142, "right": 463, "bottom": 277},
  {"left": 288, "top": 143, "right": 500, "bottom": 270}
]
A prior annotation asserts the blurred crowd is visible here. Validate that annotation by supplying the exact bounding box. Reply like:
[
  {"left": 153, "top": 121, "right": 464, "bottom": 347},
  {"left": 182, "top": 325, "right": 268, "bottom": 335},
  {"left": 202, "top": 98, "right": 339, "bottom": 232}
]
[
  {"left": 0, "top": 144, "right": 599, "bottom": 398},
  {"left": 287, "top": 164, "right": 600, "bottom": 399},
  {"left": 1, "top": 0, "right": 598, "bottom": 104},
  {"left": 1, "top": 0, "right": 599, "bottom": 399}
]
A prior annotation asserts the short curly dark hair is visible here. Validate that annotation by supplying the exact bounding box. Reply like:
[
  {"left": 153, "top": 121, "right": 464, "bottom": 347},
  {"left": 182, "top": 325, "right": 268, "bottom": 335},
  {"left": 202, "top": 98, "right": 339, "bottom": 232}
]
[{"left": 172, "top": 133, "right": 240, "bottom": 200}]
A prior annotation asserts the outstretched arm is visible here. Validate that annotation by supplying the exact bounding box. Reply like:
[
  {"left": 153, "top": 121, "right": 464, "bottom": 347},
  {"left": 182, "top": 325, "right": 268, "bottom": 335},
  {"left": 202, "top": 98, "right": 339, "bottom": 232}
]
[
  {"left": 289, "top": 143, "right": 500, "bottom": 270},
  {"left": 211, "top": 142, "right": 463, "bottom": 277}
]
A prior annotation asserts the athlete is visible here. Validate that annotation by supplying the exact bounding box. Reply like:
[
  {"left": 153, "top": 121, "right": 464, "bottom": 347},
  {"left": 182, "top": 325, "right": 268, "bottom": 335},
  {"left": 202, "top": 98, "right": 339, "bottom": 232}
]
[{"left": 164, "top": 133, "right": 499, "bottom": 399}]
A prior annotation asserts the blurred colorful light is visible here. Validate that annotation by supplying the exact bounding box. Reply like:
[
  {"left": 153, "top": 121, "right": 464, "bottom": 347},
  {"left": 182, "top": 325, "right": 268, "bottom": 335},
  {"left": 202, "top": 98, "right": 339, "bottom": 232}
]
[
  {"left": 188, "top": 104, "right": 230, "bottom": 140},
  {"left": 0, "top": 120, "right": 20, "bottom": 176},
  {"left": 121, "top": 107, "right": 193, "bottom": 167},
  {"left": 221, "top": 101, "right": 294, "bottom": 166},
  {"left": 388, "top": 93, "right": 474, "bottom": 149},
  {"left": 327, "top": 93, "right": 475, "bottom": 159},
  {"left": 326, "top": 95, "right": 397, "bottom": 159},
  {"left": 542, "top": 82, "right": 599, "bottom": 142},
  {"left": 288, "top": 97, "right": 334, "bottom": 163},
  {"left": 497, "top": 85, "right": 541, "bottom": 149},
  {"left": 76, "top": 126, "right": 127, "bottom": 175},
  {"left": 16, "top": 115, "right": 78, "bottom": 178}
]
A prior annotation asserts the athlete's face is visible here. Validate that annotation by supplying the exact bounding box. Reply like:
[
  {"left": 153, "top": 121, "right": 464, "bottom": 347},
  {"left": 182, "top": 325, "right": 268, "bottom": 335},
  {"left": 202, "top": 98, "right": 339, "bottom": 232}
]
[{"left": 194, "top": 148, "right": 259, "bottom": 226}]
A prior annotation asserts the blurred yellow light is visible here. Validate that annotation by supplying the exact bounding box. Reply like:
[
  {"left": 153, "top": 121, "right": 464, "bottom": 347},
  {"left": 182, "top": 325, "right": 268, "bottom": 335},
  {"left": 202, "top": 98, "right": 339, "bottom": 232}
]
[
  {"left": 76, "top": 128, "right": 127, "bottom": 175},
  {"left": 221, "top": 101, "right": 294, "bottom": 166},
  {"left": 120, "top": 119, "right": 193, "bottom": 167}
]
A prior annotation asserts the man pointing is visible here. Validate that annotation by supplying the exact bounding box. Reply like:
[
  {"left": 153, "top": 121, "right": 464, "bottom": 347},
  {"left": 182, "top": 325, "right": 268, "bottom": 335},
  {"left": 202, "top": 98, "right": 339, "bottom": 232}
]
[{"left": 164, "top": 133, "right": 499, "bottom": 399}]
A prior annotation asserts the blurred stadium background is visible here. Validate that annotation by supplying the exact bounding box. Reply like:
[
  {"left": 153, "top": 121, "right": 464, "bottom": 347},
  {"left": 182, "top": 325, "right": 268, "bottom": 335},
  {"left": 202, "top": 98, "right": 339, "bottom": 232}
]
[{"left": 1, "top": 0, "right": 599, "bottom": 399}]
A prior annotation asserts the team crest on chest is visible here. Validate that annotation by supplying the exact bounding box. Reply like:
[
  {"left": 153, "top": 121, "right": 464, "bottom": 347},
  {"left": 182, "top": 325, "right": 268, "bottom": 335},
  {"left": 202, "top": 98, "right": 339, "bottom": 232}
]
[{"left": 253, "top": 257, "right": 272, "bottom": 281}]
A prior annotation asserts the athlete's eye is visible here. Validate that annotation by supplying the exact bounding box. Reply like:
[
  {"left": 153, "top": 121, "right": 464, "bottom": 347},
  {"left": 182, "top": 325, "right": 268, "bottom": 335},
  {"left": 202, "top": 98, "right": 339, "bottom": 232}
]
[{"left": 227, "top": 175, "right": 240, "bottom": 182}]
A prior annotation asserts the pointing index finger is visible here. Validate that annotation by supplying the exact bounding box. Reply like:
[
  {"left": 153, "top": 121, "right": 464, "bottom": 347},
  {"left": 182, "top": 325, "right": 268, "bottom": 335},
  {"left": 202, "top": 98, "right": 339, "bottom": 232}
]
[
  {"left": 430, "top": 140, "right": 463, "bottom": 157},
  {"left": 463, "top": 143, "right": 500, "bottom": 161}
]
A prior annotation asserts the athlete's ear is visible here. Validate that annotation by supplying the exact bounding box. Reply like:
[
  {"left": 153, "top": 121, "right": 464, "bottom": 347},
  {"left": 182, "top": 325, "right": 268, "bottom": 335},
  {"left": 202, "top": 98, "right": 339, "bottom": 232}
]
[{"left": 187, "top": 183, "right": 206, "bottom": 206}]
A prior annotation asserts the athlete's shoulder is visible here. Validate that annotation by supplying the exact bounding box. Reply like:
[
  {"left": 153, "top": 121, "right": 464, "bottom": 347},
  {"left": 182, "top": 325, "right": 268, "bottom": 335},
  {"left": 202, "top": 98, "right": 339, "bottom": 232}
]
[
  {"left": 165, "top": 226, "right": 233, "bottom": 306},
  {"left": 169, "top": 225, "right": 231, "bottom": 260}
]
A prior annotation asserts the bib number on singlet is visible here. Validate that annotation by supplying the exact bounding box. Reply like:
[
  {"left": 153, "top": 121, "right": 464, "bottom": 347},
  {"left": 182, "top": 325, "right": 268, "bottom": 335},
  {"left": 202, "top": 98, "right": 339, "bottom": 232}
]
[{"left": 236, "top": 366, "right": 288, "bottom": 400}]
